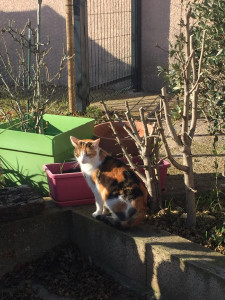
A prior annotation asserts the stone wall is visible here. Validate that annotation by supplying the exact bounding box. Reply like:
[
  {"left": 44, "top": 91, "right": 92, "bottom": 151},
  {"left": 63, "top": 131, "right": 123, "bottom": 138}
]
[
  {"left": 0, "top": 0, "right": 67, "bottom": 85},
  {"left": 0, "top": 0, "right": 192, "bottom": 92},
  {"left": 141, "top": 0, "right": 190, "bottom": 92}
]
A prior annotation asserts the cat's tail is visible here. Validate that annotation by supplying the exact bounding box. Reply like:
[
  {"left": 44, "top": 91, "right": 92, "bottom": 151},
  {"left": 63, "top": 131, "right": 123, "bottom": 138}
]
[{"left": 96, "top": 210, "right": 146, "bottom": 229}]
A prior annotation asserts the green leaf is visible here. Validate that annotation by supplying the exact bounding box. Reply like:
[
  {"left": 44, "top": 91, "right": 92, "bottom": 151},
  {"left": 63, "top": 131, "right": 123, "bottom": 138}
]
[
  {"left": 216, "top": 49, "right": 223, "bottom": 56},
  {"left": 216, "top": 99, "right": 224, "bottom": 106}
]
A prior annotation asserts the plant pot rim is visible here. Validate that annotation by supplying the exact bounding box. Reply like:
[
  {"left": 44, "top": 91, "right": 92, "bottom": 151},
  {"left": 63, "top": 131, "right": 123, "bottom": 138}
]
[{"left": 43, "top": 161, "right": 81, "bottom": 179}]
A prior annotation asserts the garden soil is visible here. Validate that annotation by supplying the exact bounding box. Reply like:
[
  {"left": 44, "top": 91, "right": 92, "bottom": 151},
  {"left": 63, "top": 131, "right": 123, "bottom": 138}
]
[{"left": 0, "top": 244, "right": 149, "bottom": 300}]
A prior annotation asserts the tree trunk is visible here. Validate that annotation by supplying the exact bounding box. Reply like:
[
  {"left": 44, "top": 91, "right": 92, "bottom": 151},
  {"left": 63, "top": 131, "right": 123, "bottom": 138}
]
[
  {"left": 142, "top": 156, "right": 159, "bottom": 213},
  {"left": 183, "top": 150, "right": 196, "bottom": 227}
]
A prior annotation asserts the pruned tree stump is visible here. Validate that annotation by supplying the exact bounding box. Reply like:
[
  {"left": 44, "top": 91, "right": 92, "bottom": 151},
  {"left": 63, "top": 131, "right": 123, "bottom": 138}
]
[{"left": 0, "top": 185, "right": 45, "bottom": 222}]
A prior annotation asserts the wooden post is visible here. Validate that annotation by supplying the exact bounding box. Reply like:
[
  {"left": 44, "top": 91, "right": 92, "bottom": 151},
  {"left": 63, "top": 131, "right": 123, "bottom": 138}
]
[{"left": 65, "top": 0, "right": 76, "bottom": 114}]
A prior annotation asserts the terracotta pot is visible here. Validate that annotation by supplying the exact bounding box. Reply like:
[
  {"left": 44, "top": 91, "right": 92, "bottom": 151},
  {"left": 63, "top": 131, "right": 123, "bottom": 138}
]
[{"left": 94, "top": 121, "right": 152, "bottom": 157}]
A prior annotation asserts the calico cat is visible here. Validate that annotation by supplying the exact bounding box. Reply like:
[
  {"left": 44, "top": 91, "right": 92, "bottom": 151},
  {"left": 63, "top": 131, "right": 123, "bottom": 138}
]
[{"left": 70, "top": 136, "right": 148, "bottom": 229}]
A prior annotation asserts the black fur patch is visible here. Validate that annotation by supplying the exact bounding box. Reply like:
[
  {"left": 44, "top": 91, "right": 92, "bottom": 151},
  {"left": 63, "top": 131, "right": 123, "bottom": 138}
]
[
  {"left": 100, "top": 156, "right": 125, "bottom": 172},
  {"left": 108, "top": 190, "right": 120, "bottom": 199},
  {"left": 108, "top": 180, "right": 120, "bottom": 199},
  {"left": 115, "top": 211, "right": 126, "bottom": 221},
  {"left": 86, "top": 142, "right": 93, "bottom": 148},
  {"left": 123, "top": 170, "right": 140, "bottom": 185},
  {"left": 123, "top": 186, "right": 143, "bottom": 201},
  {"left": 127, "top": 207, "right": 136, "bottom": 218},
  {"left": 96, "top": 215, "right": 121, "bottom": 229},
  {"left": 111, "top": 179, "right": 119, "bottom": 186}
]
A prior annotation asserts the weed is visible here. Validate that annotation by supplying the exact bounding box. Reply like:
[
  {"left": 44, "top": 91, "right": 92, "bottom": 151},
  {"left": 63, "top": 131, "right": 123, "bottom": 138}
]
[
  {"left": 195, "top": 193, "right": 222, "bottom": 213},
  {"left": 164, "top": 199, "right": 173, "bottom": 212},
  {"left": 0, "top": 173, "right": 4, "bottom": 188},
  {"left": 83, "top": 106, "right": 106, "bottom": 124},
  {"left": 210, "top": 226, "right": 225, "bottom": 247}
]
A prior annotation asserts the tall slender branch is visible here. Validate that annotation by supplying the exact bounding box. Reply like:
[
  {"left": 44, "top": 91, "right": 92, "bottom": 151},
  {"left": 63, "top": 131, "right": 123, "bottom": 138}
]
[
  {"left": 125, "top": 101, "right": 142, "bottom": 145},
  {"left": 101, "top": 101, "right": 146, "bottom": 182},
  {"left": 156, "top": 112, "right": 188, "bottom": 172},
  {"left": 161, "top": 87, "right": 183, "bottom": 147},
  {"left": 189, "top": 30, "right": 206, "bottom": 139}
]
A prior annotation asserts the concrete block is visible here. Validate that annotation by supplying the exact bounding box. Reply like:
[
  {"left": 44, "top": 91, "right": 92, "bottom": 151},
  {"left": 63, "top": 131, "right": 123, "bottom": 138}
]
[
  {"left": 70, "top": 205, "right": 147, "bottom": 286},
  {"left": 71, "top": 206, "right": 225, "bottom": 300},
  {"left": 0, "top": 206, "right": 70, "bottom": 277},
  {"left": 145, "top": 235, "right": 225, "bottom": 300}
]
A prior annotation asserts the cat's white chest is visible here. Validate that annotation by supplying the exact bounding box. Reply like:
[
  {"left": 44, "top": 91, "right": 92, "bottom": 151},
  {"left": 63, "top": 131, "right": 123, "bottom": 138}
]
[
  {"left": 77, "top": 153, "right": 101, "bottom": 193},
  {"left": 80, "top": 164, "right": 97, "bottom": 189}
]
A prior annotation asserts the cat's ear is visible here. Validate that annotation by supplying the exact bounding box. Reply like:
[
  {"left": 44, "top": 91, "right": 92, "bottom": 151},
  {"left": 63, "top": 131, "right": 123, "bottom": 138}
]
[
  {"left": 93, "top": 138, "right": 100, "bottom": 149},
  {"left": 70, "top": 136, "right": 79, "bottom": 147}
]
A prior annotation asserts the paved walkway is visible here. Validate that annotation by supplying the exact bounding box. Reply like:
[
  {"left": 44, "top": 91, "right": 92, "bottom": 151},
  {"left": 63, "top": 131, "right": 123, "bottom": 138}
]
[{"left": 91, "top": 91, "right": 162, "bottom": 118}]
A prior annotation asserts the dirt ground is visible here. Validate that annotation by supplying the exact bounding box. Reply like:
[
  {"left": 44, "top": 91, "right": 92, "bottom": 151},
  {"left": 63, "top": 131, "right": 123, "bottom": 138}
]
[
  {"left": 147, "top": 118, "right": 225, "bottom": 256},
  {"left": 0, "top": 244, "right": 150, "bottom": 300}
]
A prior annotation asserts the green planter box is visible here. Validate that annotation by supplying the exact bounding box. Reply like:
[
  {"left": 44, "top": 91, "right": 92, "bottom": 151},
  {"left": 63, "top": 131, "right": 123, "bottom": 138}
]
[{"left": 0, "top": 114, "right": 94, "bottom": 195}]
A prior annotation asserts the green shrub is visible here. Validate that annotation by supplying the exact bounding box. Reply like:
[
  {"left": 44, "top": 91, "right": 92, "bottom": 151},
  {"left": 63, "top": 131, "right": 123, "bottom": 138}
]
[{"left": 158, "top": 0, "right": 225, "bottom": 134}]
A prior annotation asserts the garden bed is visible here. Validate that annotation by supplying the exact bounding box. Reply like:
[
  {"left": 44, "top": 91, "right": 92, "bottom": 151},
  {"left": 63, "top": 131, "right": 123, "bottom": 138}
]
[
  {"left": 146, "top": 207, "right": 225, "bottom": 255},
  {"left": 0, "top": 243, "right": 146, "bottom": 300},
  {"left": 146, "top": 118, "right": 225, "bottom": 256}
]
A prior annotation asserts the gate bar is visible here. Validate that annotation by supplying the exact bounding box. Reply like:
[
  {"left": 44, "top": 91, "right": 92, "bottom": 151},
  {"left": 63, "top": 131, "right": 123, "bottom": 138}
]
[
  {"left": 73, "top": 0, "right": 89, "bottom": 112},
  {"left": 132, "top": 0, "right": 142, "bottom": 91}
]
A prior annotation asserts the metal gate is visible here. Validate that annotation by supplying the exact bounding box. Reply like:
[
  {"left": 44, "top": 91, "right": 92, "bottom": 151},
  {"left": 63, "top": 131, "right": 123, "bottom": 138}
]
[{"left": 74, "top": 0, "right": 140, "bottom": 110}]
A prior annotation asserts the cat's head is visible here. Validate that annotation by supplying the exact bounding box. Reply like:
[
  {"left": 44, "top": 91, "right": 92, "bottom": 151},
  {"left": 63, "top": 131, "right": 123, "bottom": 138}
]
[{"left": 70, "top": 136, "right": 100, "bottom": 164}]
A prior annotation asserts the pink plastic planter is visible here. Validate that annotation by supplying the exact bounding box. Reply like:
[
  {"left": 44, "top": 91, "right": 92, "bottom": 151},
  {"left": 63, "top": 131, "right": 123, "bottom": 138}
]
[
  {"left": 158, "top": 160, "right": 171, "bottom": 192},
  {"left": 43, "top": 161, "right": 95, "bottom": 207},
  {"left": 43, "top": 159, "right": 170, "bottom": 207},
  {"left": 119, "top": 157, "right": 170, "bottom": 192}
]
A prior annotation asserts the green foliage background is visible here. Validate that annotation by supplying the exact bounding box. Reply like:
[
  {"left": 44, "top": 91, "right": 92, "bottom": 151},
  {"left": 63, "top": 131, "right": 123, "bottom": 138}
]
[{"left": 158, "top": 0, "right": 225, "bottom": 134}]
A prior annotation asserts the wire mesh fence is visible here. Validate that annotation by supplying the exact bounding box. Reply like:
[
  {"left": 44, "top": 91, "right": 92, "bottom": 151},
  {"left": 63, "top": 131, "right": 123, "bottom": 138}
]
[
  {"left": 87, "top": 0, "right": 138, "bottom": 103},
  {"left": 0, "top": 0, "right": 141, "bottom": 117}
]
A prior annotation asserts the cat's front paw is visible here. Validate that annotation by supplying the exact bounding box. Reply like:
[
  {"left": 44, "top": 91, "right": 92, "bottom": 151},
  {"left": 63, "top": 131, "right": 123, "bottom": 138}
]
[{"left": 92, "top": 211, "right": 102, "bottom": 218}]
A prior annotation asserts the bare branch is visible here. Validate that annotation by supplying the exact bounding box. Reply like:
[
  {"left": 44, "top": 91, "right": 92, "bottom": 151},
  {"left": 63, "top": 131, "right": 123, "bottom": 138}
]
[
  {"left": 101, "top": 100, "right": 146, "bottom": 182},
  {"left": 161, "top": 87, "right": 183, "bottom": 147},
  {"left": 139, "top": 107, "right": 149, "bottom": 147},
  {"left": 125, "top": 101, "right": 142, "bottom": 145},
  {"left": 156, "top": 112, "right": 188, "bottom": 172},
  {"left": 197, "top": 30, "right": 206, "bottom": 79},
  {"left": 0, "top": 108, "right": 11, "bottom": 122},
  {"left": 189, "top": 30, "right": 206, "bottom": 139}
]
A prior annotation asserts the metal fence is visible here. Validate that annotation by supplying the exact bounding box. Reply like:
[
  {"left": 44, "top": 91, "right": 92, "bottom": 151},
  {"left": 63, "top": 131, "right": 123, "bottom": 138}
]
[
  {"left": 0, "top": 1, "right": 140, "bottom": 115},
  {"left": 85, "top": 0, "right": 140, "bottom": 103}
]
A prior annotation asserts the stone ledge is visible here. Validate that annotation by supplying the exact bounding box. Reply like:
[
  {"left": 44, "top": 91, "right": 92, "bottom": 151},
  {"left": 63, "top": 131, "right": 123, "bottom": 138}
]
[
  {"left": 0, "top": 185, "right": 45, "bottom": 222},
  {"left": 0, "top": 203, "right": 70, "bottom": 277},
  {"left": 71, "top": 205, "right": 225, "bottom": 300}
]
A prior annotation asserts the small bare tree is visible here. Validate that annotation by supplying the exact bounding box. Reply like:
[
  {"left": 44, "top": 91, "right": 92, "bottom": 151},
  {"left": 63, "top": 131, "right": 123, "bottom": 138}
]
[
  {"left": 0, "top": 5, "right": 68, "bottom": 133},
  {"left": 101, "top": 100, "right": 161, "bottom": 213},
  {"left": 155, "top": 9, "right": 206, "bottom": 227}
]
